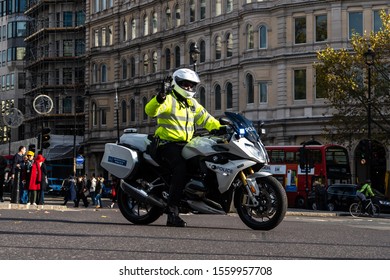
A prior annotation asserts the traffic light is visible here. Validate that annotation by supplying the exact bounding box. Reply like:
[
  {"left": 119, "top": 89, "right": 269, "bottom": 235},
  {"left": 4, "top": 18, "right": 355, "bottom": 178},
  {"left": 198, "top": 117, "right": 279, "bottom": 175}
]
[{"left": 41, "top": 127, "right": 51, "bottom": 149}]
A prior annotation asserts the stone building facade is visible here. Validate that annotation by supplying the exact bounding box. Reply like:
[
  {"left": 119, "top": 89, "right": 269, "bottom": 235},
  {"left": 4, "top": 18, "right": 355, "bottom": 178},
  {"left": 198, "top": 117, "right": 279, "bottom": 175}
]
[{"left": 84, "top": 0, "right": 390, "bottom": 186}]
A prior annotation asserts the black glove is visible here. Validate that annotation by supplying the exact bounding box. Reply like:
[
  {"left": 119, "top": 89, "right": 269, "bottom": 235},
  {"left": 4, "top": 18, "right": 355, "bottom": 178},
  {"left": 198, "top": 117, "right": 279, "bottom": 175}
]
[
  {"left": 211, "top": 126, "right": 228, "bottom": 135},
  {"left": 156, "top": 88, "right": 166, "bottom": 104}
]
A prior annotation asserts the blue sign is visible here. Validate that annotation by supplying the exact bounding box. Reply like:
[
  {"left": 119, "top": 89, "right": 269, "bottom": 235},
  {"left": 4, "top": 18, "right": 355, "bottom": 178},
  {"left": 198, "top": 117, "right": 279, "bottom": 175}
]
[{"left": 76, "top": 155, "right": 84, "bottom": 164}]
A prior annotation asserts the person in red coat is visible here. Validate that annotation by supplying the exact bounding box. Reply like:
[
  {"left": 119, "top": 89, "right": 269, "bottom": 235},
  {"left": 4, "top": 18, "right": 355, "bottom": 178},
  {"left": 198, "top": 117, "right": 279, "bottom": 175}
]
[{"left": 27, "top": 154, "right": 45, "bottom": 206}]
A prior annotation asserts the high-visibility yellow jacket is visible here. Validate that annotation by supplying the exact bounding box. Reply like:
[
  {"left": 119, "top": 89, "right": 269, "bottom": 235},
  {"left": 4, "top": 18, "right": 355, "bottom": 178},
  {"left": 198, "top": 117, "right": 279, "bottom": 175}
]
[{"left": 145, "top": 92, "right": 221, "bottom": 142}]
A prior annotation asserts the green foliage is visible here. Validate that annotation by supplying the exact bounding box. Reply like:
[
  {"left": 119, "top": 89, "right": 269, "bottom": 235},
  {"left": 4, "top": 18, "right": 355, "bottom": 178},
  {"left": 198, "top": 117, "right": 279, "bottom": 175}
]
[{"left": 315, "top": 11, "right": 390, "bottom": 145}]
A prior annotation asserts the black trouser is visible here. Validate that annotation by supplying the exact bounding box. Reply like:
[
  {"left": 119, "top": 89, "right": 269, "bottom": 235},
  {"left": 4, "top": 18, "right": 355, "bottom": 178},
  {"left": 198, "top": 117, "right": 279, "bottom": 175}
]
[
  {"left": 0, "top": 173, "right": 4, "bottom": 199},
  {"left": 158, "top": 142, "right": 187, "bottom": 207}
]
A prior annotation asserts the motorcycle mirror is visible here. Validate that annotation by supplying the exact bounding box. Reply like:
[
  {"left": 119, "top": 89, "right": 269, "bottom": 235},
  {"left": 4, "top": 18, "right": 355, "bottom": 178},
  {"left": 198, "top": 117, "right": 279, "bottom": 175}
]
[{"left": 219, "top": 117, "right": 232, "bottom": 126}]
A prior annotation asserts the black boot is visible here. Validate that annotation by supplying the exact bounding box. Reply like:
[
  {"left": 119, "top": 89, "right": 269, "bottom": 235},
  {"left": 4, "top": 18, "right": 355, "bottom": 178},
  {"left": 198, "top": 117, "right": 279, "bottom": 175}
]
[{"left": 166, "top": 206, "right": 186, "bottom": 227}]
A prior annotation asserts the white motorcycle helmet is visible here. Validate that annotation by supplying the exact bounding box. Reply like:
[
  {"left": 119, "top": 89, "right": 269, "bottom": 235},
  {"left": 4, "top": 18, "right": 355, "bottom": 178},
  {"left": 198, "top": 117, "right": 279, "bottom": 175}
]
[{"left": 172, "top": 68, "right": 200, "bottom": 98}]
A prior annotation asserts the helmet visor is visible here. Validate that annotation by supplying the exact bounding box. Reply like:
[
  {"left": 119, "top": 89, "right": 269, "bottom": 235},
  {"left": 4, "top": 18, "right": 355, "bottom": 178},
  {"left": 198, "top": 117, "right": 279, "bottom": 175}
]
[{"left": 177, "top": 80, "right": 197, "bottom": 92}]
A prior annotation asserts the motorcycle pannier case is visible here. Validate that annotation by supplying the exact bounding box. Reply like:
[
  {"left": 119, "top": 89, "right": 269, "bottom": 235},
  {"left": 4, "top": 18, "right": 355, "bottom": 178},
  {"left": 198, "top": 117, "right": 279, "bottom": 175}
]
[{"left": 100, "top": 143, "right": 139, "bottom": 179}]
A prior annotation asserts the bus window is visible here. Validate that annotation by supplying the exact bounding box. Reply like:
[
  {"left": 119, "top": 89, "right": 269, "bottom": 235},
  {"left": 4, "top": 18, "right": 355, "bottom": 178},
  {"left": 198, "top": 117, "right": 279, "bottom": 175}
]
[
  {"left": 285, "top": 151, "right": 295, "bottom": 163},
  {"left": 270, "top": 150, "right": 284, "bottom": 163}
]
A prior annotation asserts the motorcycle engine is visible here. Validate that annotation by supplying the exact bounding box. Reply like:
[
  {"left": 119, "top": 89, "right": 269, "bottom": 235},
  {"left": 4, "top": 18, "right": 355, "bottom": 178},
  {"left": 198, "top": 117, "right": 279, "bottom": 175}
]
[{"left": 184, "top": 179, "right": 207, "bottom": 199}]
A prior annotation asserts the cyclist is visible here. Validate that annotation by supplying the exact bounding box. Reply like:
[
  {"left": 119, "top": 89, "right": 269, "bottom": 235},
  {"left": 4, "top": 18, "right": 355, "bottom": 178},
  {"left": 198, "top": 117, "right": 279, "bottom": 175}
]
[{"left": 356, "top": 179, "right": 375, "bottom": 214}]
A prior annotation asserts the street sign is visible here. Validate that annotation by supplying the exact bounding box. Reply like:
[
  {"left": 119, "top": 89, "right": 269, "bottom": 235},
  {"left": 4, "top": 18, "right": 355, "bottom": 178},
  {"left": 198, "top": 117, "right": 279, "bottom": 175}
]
[{"left": 76, "top": 155, "right": 84, "bottom": 164}]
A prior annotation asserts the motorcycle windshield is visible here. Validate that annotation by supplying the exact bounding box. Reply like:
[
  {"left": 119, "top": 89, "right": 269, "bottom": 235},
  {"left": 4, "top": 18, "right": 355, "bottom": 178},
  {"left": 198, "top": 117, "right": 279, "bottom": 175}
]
[{"left": 225, "top": 112, "right": 260, "bottom": 144}]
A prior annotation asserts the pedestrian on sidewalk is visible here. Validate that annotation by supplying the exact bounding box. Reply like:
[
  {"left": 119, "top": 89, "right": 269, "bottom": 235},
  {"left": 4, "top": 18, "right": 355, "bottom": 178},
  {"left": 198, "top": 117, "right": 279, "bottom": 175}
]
[
  {"left": 62, "top": 175, "right": 77, "bottom": 206},
  {"left": 27, "top": 154, "right": 45, "bottom": 206},
  {"left": 0, "top": 155, "right": 7, "bottom": 202},
  {"left": 75, "top": 175, "right": 89, "bottom": 207},
  {"left": 11, "top": 145, "right": 26, "bottom": 203}
]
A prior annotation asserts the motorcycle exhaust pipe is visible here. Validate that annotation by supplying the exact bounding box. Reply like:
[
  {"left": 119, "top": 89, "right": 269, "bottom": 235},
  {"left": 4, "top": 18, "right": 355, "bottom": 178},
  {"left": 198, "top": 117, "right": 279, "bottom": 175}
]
[{"left": 120, "top": 180, "right": 166, "bottom": 209}]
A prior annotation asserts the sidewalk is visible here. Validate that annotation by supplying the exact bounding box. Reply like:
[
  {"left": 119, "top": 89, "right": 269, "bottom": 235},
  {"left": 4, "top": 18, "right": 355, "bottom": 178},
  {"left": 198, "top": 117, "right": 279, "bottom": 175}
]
[{"left": 0, "top": 193, "right": 113, "bottom": 211}]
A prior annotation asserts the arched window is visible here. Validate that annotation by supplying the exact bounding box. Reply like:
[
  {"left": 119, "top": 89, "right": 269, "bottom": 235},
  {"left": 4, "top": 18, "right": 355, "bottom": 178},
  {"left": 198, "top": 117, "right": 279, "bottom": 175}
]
[
  {"left": 122, "top": 59, "right": 127, "bottom": 80},
  {"left": 131, "top": 19, "right": 136, "bottom": 39},
  {"left": 246, "top": 24, "right": 254, "bottom": 49},
  {"left": 226, "top": 33, "right": 233, "bottom": 57},
  {"left": 92, "top": 102, "right": 97, "bottom": 126},
  {"left": 152, "top": 12, "right": 158, "bottom": 33},
  {"left": 101, "top": 64, "right": 107, "bottom": 83},
  {"left": 199, "top": 86, "right": 206, "bottom": 107},
  {"left": 152, "top": 51, "right": 157, "bottom": 73},
  {"left": 227, "top": 0, "right": 233, "bottom": 13},
  {"left": 226, "top": 82, "right": 233, "bottom": 109},
  {"left": 175, "top": 46, "right": 180, "bottom": 68},
  {"left": 259, "top": 25, "right": 267, "bottom": 49},
  {"left": 123, "top": 21, "right": 128, "bottom": 41},
  {"left": 215, "top": 36, "right": 222, "bottom": 60},
  {"left": 246, "top": 73, "right": 254, "bottom": 103},
  {"left": 142, "top": 97, "right": 148, "bottom": 120},
  {"left": 190, "top": 0, "right": 195, "bottom": 22},
  {"left": 165, "top": 48, "right": 171, "bottom": 70},
  {"left": 130, "top": 99, "right": 135, "bottom": 121},
  {"left": 130, "top": 57, "right": 136, "bottom": 77},
  {"left": 121, "top": 100, "right": 127, "bottom": 123},
  {"left": 143, "top": 15, "right": 149, "bottom": 36},
  {"left": 175, "top": 4, "right": 181, "bottom": 27},
  {"left": 215, "top": 84, "right": 221, "bottom": 110},
  {"left": 200, "top": 40, "right": 206, "bottom": 63},
  {"left": 143, "top": 54, "right": 149, "bottom": 75},
  {"left": 189, "top": 42, "right": 197, "bottom": 66},
  {"left": 166, "top": 8, "right": 172, "bottom": 29}
]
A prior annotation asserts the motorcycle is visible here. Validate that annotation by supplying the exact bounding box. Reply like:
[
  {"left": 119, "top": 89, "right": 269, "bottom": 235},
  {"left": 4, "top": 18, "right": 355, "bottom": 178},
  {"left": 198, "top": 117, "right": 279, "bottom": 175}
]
[{"left": 101, "top": 112, "right": 287, "bottom": 230}]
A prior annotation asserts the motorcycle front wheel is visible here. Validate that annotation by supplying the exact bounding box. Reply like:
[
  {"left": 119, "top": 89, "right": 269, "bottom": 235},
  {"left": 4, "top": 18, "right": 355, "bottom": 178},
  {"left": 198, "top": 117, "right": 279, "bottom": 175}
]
[
  {"left": 117, "top": 181, "right": 164, "bottom": 225},
  {"left": 234, "top": 176, "right": 287, "bottom": 231}
]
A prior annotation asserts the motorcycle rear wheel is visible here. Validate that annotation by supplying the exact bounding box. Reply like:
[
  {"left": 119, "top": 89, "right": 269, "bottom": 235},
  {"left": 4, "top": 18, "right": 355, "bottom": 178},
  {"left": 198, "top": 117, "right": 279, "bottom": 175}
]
[
  {"left": 234, "top": 176, "right": 287, "bottom": 231},
  {"left": 117, "top": 183, "right": 164, "bottom": 225}
]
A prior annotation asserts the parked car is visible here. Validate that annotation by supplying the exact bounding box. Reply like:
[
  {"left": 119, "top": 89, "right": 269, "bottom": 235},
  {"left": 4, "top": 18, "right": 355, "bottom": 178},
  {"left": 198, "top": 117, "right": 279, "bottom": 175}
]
[
  {"left": 308, "top": 183, "right": 390, "bottom": 213},
  {"left": 47, "top": 178, "right": 64, "bottom": 195},
  {"left": 372, "top": 189, "right": 390, "bottom": 214},
  {"left": 326, "top": 184, "right": 359, "bottom": 211}
]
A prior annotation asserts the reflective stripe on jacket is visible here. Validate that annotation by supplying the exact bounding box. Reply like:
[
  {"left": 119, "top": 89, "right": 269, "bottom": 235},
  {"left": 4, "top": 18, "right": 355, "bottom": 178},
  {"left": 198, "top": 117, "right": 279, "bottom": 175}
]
[
  {"left": 145, "top": 92, "right": 221, "bottom": 142},
  {"left": 358, "top": 183, "right": 375, "bottom": 197}
]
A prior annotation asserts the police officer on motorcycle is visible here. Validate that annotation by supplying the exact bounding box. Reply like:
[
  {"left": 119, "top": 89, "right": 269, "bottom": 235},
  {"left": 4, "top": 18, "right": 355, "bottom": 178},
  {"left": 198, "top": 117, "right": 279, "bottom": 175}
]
[{"left": 145, "top": 68, "right": 222, "bottom": 227}]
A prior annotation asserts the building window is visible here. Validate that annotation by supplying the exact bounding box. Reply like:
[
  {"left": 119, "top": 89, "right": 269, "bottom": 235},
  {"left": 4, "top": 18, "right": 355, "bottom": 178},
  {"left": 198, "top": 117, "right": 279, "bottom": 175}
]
[
  {"left": 123, "top": 21, "right": 128, "bottom": 41},
  {"left": 226, "top": 82, "right": 233, "bottom": 109},
  {"left": 175, "top": 4, "right": 181, "bottom": 27},
  {"left": 374, "top": 10, "right": 383, "bottom": 33},
  {"left": 246, "top": 73, "right": 254, "bottom": 104},
  {"left": 122, "top": 59, "right": 127, "bottom": 80},
  {"left": 246, "top": 24, "right": 254, "bottom": 49},
  {"left": 63, "top": 68, "right": 72, "bottom": 84},
  {"left": 108, "top": 25, "right": 113, "bottom": 45},
  {"left": 101, "top": 64, "right": 107, "bottom": 83},
  {"left": 200, "top": 40, "right": 206, "bottom": 63},
  {"left": 130, "top": 57, "right": 136, "bottom": 77},
  {"left": 294, "top": 69, "right": 306, "bottom": 100},
  {"left": 92, "top": 64, "right": 98, "bottom": 83},
  {"left": 143, "top": 15, "right": 149, "bottom": 36},
  {"left": 259, "top": 82, "right": 267, "bottom": 103},
  {"left": 199, "top": 87, "right": 206, "bottom": 107},
  {"left": 143, "top": 54, "right": 149, "bottom": 74},
  {"left": 152, "top": 51, "right": 157, "bottom": 73},
  {"left": 215, "top": 36, "right": 222, "bottom": 60},
  {"left": 165, "top": 48, "right": 171, "bottom": 70},
  {"left": 75, "top": 39, "right": 84, "bottom": 56},
  {"left": 76, "top": 11, "right": 85, "bottom": 26},
  {"left": 130, "top": 99, "right": 135, "bottom": 122},
  {"left": 349, "top": 11, "right": 363, "bottom": 39},
  {"left": 175, "top": 46, "right": 180, "bottom": 68},
  {"left": 216, "top": 0, "right": 222, "bottom": 16},
  {"left": 315, "top": 15, "right": 327, "bottom": 42},
  {"left": 131, "top": 19, "right": 136, "bottom": 39},
  {"left": 227, "top": 0, "right": 233, "bottom": 13},
  {"left": 295, "top": 17, "right": 306, "bottom": 44},
  {"left": 63, "top": 40, "right": 73, "bottom": 56},
  {"left": 18, "top": 73, "right": 26, "bottom": 89},
  {"left": 121, "top": 100, "right": 127, "bottom": 123},
  {"left": 215, "top": 84, "right": 221, "bottom": 110},
  {"left": 152, "top": 12, "right": 158, "bottom": 33},
  {"left": 142, "top": 97, "right": 148, "bottom": 120},
  {"left": 190, "top": 0, "right": 195, "bottom": 22},
  {"left": 226, "top": 33, "right": 233, "bottom": 57},
  {"left": 166, "top": 8, "right": 172, "bottom": 29},
  {"left": 315, "top": 75, "right": 326, "bottom": 99},
  {"left": 200, "top": 0, "right": 206, "bottom": 20},
  {"left": 101, "top": 109, "right": 107, "bottom": 125},
  {"left": 63, "top": 11, "right": 73, "bottom": 27},
  {"left": 63, "top": 96, "right": 72, "bottom": 114},
  {"left": 259, "top": 25, "right": 267, "bottom": 49}
]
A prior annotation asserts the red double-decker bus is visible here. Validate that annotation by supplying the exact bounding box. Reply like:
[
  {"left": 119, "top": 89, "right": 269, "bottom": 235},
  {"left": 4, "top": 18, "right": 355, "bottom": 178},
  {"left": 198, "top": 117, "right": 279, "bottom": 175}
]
[{"left": 264, "top": 144, "right": 351, "bottom": 208}]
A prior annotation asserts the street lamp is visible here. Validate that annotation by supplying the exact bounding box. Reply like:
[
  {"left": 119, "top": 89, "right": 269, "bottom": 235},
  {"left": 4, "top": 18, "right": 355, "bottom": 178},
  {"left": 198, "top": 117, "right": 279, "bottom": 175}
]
[
  {"left": 189, "top": 43, "right": 200, "bottom": 72},
  {"left": 114, "top": 82, "right": 120, "bottom": 143},
  {"left": 364, "top": 47, "right": 375, "bottom": 181}
]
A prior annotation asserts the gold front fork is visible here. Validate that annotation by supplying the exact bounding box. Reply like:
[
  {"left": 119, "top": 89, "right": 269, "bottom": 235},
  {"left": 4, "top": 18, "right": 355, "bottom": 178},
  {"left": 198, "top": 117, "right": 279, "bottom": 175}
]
[{"left": 239, "top": 168, "right": 259, "bottom": 206}]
